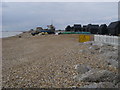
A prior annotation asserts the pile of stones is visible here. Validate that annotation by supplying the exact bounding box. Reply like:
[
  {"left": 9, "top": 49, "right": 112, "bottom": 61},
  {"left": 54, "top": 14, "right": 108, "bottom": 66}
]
[
  {"left": 73, "top": 64, "right": 119, "bottom": 88},
  {"left": 75, "top": 41, "right": 119, "bottom": 88}
]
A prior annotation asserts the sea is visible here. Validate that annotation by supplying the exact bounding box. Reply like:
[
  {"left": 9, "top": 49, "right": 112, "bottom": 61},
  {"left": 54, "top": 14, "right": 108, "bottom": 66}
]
[{"left": 0, "top": 32, "right": 23, "bottom": 38}]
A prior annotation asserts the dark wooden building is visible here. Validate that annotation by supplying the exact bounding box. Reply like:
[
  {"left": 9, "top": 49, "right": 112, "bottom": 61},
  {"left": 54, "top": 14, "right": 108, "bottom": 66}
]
[
  {"left": 73, "top": 24, "right": 82, "bottom": 32},
  {"left": 98, "top": 24, "right": 108, "bottom": 35},
  {"left": 107, "top": 21, "right": 120, "bottom": 36},
  {"left": 65, "top": 25, "right": 72, "bottom": 31},
  {"left": 82, "top": 25, "right": 87, "bottom": 32},
  {"left": 87, "top": 24, "right": 99, "bottom": 34}
]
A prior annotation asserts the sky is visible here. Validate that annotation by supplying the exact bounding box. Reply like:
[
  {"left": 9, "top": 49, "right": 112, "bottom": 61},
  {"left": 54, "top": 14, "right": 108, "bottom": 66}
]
[{"left": 1, "top": 2, "right": 118, "bottom": 31}]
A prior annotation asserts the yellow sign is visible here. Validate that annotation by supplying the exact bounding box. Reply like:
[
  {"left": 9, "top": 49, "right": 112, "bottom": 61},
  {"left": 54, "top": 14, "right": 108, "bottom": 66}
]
[{"left": 79, "top": 35, "right": 91, "bottom": 42}]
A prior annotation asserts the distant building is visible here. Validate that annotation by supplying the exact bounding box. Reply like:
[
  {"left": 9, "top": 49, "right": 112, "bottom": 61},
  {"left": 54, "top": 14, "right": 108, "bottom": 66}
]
[
  {"left": 107, "top": 21, "right": 120, "bottom": 36},
  {"left": 87, "top": 24, "right": 99, "bottom": 34},
  {"left": 64, "top": 21, "right": 120, "bottom": 36},
  {"left": 82, "top": 25, "right": 87, "bottom": 32},
  {"left": 65, "top": 25, "right": 72, "bottom": 31},
  {"left": 73, "top": 24, "right": 82, "bottom": 32},
  {"left": 98, "top": 24, "right": 108, "bottom": 35}
]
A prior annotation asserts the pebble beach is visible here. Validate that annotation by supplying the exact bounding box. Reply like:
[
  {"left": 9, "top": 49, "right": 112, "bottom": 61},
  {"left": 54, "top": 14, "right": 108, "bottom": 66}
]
[{"left": 2, "top": 33, "right": 119, "bottom": 88}]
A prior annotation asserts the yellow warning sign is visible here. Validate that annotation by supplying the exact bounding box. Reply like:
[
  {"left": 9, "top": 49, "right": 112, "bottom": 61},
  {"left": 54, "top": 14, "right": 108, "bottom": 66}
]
[{"left": 79, "top": 35, "right": 91, "bottom": 42}]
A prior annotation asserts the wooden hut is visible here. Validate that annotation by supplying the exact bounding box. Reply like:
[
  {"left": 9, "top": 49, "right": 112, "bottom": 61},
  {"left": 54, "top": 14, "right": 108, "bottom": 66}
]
[
  {"left": 65, "top": 25, "right": 72, "bottom": 31},
  {"left": 82, "top": 25, "right": 87, "bottom": 32},
  {"left": 107, "top": 21, "right": 120, "bottom": 36},
  {"left": 73, "top": 24, "right": 81, "bottom": 32},
  {"left": 87, "top": 24, "right": 99, "bottom": 34},
  {"left": 98, "top": 24, "right": 108, "bottom": 35}
]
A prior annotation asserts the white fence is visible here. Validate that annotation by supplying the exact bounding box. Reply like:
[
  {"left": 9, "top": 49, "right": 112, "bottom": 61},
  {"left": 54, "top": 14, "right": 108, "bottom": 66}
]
[{"left": 94, "top": 35, "right": 120, "bottom": 46}]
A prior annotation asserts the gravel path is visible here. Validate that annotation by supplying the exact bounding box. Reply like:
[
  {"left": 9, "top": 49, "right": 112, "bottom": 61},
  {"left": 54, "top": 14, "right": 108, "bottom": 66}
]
[{"left": 2, "top": 34, "right": 117, "bottom": 88}]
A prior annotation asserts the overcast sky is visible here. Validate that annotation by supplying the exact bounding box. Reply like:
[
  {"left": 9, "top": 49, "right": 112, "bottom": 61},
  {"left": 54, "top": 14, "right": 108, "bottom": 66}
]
[{"left": 2, "top": 2, "right": 118, "bottom": 31}]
